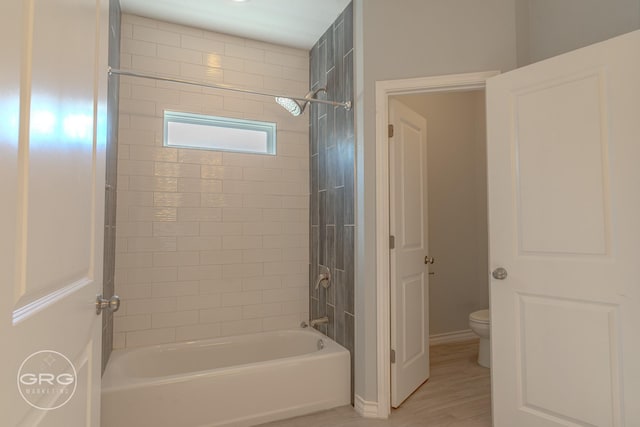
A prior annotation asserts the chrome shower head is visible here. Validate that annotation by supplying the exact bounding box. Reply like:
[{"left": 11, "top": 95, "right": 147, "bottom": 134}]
[{"left": 275, "top": 87, "right": 327, "bottom": 116}]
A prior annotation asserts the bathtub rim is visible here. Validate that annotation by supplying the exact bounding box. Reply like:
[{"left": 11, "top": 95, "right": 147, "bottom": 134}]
[{"left": 102, "top": 328, "right": 347, "bottom": 392}]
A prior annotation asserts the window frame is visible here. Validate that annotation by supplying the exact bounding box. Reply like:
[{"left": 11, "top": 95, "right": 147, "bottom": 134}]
[{"left": 163, "top": 110, "right": 277, "bottom": 155}]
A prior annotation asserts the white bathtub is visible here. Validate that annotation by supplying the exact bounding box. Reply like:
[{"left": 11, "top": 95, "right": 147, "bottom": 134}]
[{"left": 101, "top": 328, "right": 350, "bottom": 427}]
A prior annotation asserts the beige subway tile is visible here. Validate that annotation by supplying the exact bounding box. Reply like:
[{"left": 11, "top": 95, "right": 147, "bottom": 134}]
[
  {"left": 119, "top": 98, "right": 156, "bottom": 116},
  {"left": 262, "top": 288, "right": 306, "bottom": 304},
  {"left": 281, "top": 247, "right": 309, "bottom": 262},
  {"left": 178, "top": 149, "right": 223, "bottom": 165},
  {"left": 222, "top": 180, "right": 265, "bottom": 194},
  {"left": 127, "top": 237, "right": 177, "bottom": 252},
  {"left": 127, "top": 297, "right": 177, "bottom": 315},
  {"left": 157, "top": 44, "right": 202, "bottom": 64},
  {"left": 127, "top": 266, "right": 178, "bottom": 283},
  {"left": 241, "top": 222, "right": 282, "bottom": 236},
  {"left": 153, "top": 251, "right": 200, "bottom": 267},
  {"left": 199, "top": 278, "right": 243, "bottom": 294},
  {"left": 262, "top": 181, "right": 305, "bottom": 196},
  {"left": 280, "top": 299, "right": 309, "bottom": 315},
  {"left": 265, "top": 51, "right": 308, "bottom": 69},
  {"left": 177, "top": 293, "right": 221, "bottom": 310},
  {"left": 114, "top": 314, "right": 151, "bottom": 333},
  {"left": 200, "top": 222, "right": 243, "bottom": 236},
  {"left": 242, "top": 248, "right": 281, "bottom": 263},
  {"left": 175, "top": 323, "right": 220, "bottom": 342},
  {"left": 151, "top": 281, "right": 199, "bottom": 297},
  {"left": 220, "top": 319, "right": 263, "bottom": 337},
  {"left": 128, "top": 206, "right": 177, "bottom": 222},
  {"left": 262, "top": 235, "right": 307, "bottom": 249},
  {"left": 179, "top": 62, "right": 223, "bottom": 83},
  {"left": 202, "top": 53, "right": 244, "bottom": 72},
  {"left": 222, "top": 263, "right": 263, "bottom": 278},
  {"left": 199, "top": 250, "right": 242, "bottom": 265},
  {"left": 242, "top": 276, "right": 282, "bottom": 291},
  {"left": 132, "top": 25, "right": 180, "bottom": 46},
  {"left": 126, "top": 328, "right": 176, "bottom": 348},
  {"left": 199, "top": 307, "right": 243, "bottom": 323},
  {"left": 243, "top": 60, "right": 283, "bottom": 79},
  {"left": 200, "top": 165, "right": 243, "bottom": 180},
  {"left": 121, "top": 38, "right": 157, "bottom": 56},
  {"left": 221, "top": 291, "right": 262, "bottom": 307},
  {"left": 242, "top": 168, "right": 282, "bottom": 182},
  {"left": 281, "top": 274, "right": 308, "bottom": 288},
  {"left": 242, "top": 303, "right": 282, "bottom": 319},
  {"left": 128, "top": 176, "right": 178, "bottom": 192},
  {"left": 221, "top": 152, "right": 264, "bottom": 167},
  {"left": 116, "top": 191, "right": 154, "bottom": 207},
  {"left": 178, "top": 207, "right": 222, "bottom": 222},
  {"left": 242, "top": 195, "right": 282, "bottom": 209},
  {"left": 262, "top": 314, "right": 299, "bottom": 331},
  {"left": 178, "top": 264, "right": 223, "bottom": 281},
  {"left": 221, "top": 207, "right": 262, "bottom": 222},
  {"left": 116, "top": 222, "right": 153, "bottom": 238},
  {"left": 154, "top": 162, "right": 201, "bottom": 178},
  {"left": 262, "top": 155, "right": 305, "bottom": 170},
  {"left": 180, "top": 35, "right": 224, "bottom": 54},
  {"left": 118, "top": 128, "right": 157, "bottom": 146},
  {"left": 225, "top": 43, "right": 265, "bottom": 61},
  {"left": 177, "top": 178, "right": 222, "bottom": 194},
  {"left": 154, "top": 192, "right": 201, "bottom": 207},
  {"left": 115, "top": 252, "right": 153, "bottom": 268},
  {"left": 132, "top": 55, "right": 180, "bottom": 75},
  {"left": 157, "top": 20, "right": 203, "bottom": 38},
  {"left": 222, "top": 235, "right": 262, "bottom": 250},
  {"left": 131, "top": 85, "right": 180, "bottom": 105},
  {"left": 113, "top": 333, "right": 126, "bottom": 349},
  {"left": 177, "top": 236, "right": 221, "bottom": 251},
  {"left": 152, "top": 310, "right": 199, "bottom": 329},
  {"left": 281, "top": 195, "right": 308, "bottom": 209},
  {"left": 152, "top": 222, "right": 200, "bottom": 237},
  {"left": 117, "top": 159, "right": 154, "bottom": 176},
  {"left": 263, "top": 261, "right": 307, "bottom": 276},
  {"left": 130, "top": 145, "right": 177, "bottom": 162},
  {"left": 114, "top": 283, "right": 152, "bottom": 299},
  {"left": 201, "top": 193, "right": 243, "bottom": 208}
]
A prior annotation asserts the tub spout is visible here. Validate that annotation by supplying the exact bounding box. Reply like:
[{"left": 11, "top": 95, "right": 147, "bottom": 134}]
[{"left": 309, "top": 316, "right": 329, "bottom": 327}]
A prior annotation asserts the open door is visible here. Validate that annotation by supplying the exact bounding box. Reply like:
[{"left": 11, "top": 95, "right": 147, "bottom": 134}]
[
  {"left": 1, "top": 0, "right": 109, "bottom": 425},
  {"left": 389, "top": 99, "right": 430, "bottom": 408},
  {"left": 487, "top": 30, "right": 640, "bottom": 426}
]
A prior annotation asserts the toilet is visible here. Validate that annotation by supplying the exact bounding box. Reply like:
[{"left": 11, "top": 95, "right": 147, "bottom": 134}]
[{"left": 469, "top": 309, "right": 490, "bottom": 368}]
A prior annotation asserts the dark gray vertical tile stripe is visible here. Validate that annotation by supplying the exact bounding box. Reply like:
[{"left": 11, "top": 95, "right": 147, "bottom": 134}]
[
  {"left": 102, "top": 0, "right": 121, "bottom": 376},
  {"left": 308, "top": 1, "right": 354, "bottom": 402}
]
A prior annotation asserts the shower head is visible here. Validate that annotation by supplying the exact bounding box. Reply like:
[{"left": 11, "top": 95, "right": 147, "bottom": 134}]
[{"left": 275, "top": 88, "right": 327, "bottom": 116}]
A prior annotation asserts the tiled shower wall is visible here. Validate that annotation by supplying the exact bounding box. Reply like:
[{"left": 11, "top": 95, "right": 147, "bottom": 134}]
[
  {"left": 102, "top": 0, "right": 120, "bottom": 374},
  {"left": 309, "top": 2, "right": 355, "bottom": 399},
  {"left": 113, "top": 14, "right": 310, "bottom": 349}
]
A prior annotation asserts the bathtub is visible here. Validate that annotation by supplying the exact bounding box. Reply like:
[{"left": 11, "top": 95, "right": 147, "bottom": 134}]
[{"left": 101, "top": 328, "right": 350, "bottom": 427}]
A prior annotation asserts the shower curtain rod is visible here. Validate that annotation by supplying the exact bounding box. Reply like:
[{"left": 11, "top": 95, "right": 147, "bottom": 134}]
[{"left": 108, "top": 67, "right": 352, "bottom": 110}]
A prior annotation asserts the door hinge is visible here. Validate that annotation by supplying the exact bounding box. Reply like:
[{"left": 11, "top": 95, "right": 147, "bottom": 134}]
[
  {"left": 388, "top": 124, "right": 394, "bottom": 138},
  {"left": 391, "top": 349, "right": 396, "bottom": 364},
  {"left": 389, "top": 235, "right": 395, "bottom": 249}
]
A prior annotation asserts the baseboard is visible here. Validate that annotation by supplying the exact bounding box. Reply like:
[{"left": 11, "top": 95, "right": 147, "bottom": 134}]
[
  {"left": 354, "top": 395, "right": 383, "bottom": 418},
  {"left": 429, "top": 329, "right": 477, "bottom": 346}
]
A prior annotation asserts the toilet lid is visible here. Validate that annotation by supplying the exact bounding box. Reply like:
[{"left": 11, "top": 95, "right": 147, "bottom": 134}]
[{"left": 470, "top": 309, "right": 490, "bottom": 324}]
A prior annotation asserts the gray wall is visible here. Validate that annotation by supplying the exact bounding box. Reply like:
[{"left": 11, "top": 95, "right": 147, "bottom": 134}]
[
  {"left": 102, "top": 0, "right": 121, "bottom": 374},
  {"left": 397, "top": 91, "right": 489, "bottom": 336},
  {"left": 516, "top": 0, "right": 640, "bottom": 65},
  {"left": 309, "top": 2, "right": 355, "bottom": 403},
  {"left": 353, "top": 0, "right": 518, "bottom": 404}
]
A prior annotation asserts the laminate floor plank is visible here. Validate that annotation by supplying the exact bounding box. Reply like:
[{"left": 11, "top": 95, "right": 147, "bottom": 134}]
[{"left": 258, "top": 339, "right": 492, "bottom": 427}]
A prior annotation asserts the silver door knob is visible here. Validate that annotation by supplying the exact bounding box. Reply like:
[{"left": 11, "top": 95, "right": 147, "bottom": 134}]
[
  {"left": 492, "top": 267, "right": 508, "bottom": 280},
  {"left": 96, "top": 294, "right": 121, "bottom": 315},
  {"left": 424, "top": 256, "right": 435, "bottom": 265}
]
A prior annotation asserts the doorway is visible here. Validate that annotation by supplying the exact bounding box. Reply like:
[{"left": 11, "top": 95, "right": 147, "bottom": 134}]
[{"left": 374, "top": 71, "right": 499, "bottom": 415}]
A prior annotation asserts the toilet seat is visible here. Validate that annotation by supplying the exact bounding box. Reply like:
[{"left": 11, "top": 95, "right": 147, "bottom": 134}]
[{"left": 469, "top": 309, "right": 489, "bottom": 324}]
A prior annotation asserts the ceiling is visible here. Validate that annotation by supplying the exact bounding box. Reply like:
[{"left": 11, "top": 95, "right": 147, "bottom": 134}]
[{"left": 119, "top": 0, "right": 352, "bottom": 50}]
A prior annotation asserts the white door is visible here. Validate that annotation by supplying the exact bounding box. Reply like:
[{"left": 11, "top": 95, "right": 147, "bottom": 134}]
[
  {"left": 389, "top": 99, "right": 430, "bottom": 408},
  {"left": 487, "top": 30, "right": 640, "bottom": 426},
  {"left": 1, "top": 0, "right": 109, "bottom": 425}
]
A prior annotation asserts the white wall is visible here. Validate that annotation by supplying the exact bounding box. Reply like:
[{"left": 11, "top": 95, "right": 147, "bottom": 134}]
[
  {"left": 113, "top": 14, "right": 310, "bottom": 348},
  {"left": 397, "top": 91, "right": 489, "bottom": 336},
  {"left": 353, "top": 0, "right": 518, "bottom": 405},
  {"left": 516, "top": 0, "right": 640, "bottom": 65}
]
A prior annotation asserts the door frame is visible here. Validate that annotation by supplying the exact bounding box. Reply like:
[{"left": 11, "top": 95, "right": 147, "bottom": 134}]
[{"left": 374, "top": 71, "right": 499, "bottom": 416}]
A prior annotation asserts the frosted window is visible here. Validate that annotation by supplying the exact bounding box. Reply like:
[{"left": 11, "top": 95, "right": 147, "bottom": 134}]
[{"left": 164, "top": 111, "right": 276, "bottom": 155}]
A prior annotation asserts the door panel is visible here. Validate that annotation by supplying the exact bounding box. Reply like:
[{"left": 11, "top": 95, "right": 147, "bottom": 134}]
[
  {"left": 488, "top": 30, "right": 640, "bottom": 426},
  {"left": 390, "top": 99, "right": 430, "bottom": 408},
  {"left": 1, "top": 0, "right": 108, "bottom": 425}
]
